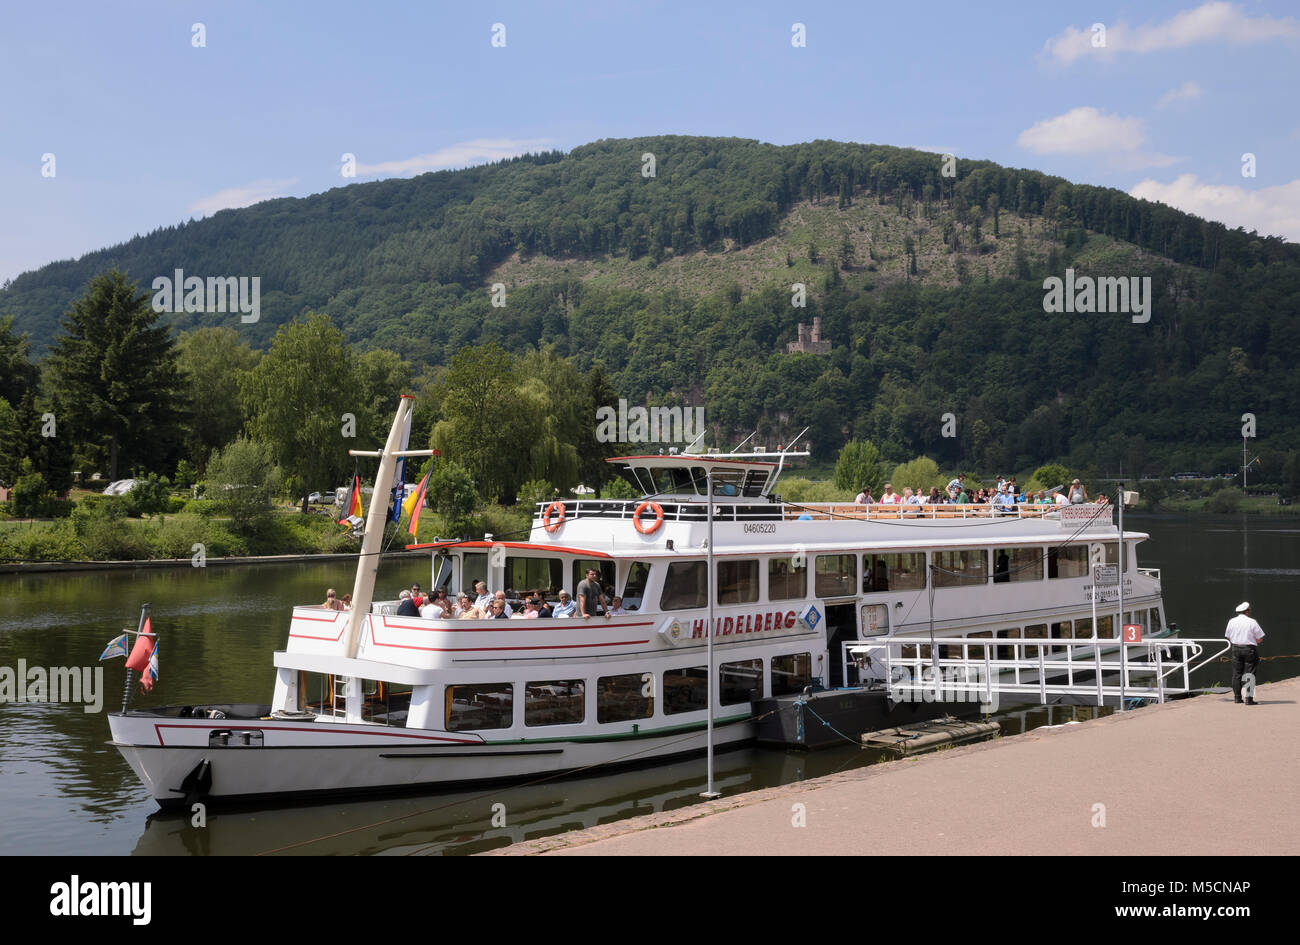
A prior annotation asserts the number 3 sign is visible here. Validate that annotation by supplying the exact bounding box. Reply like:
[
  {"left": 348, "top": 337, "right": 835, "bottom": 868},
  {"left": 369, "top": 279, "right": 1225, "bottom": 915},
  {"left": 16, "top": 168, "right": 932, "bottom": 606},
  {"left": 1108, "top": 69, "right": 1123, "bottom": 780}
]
[{"left": 1123, "top": 624, "right": 1142, "bottom": 642}]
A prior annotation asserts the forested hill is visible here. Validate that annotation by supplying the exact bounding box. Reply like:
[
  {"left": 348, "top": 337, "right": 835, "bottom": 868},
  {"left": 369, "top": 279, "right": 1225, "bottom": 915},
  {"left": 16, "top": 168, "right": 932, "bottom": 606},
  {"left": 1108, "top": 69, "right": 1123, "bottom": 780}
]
[{"left": 4, "top": 135, "right": 1300, "bottom": 474}]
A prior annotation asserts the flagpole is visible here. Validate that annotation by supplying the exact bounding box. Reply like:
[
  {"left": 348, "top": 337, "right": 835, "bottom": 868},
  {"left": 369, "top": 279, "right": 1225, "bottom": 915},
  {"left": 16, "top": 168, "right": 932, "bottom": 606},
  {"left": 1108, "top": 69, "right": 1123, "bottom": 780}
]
[
  {"left": 122, "top": 603, "right": 150, "bottom": 712},
  {"left": 702, "top": 469, "right": 719, "bottom": 799}
]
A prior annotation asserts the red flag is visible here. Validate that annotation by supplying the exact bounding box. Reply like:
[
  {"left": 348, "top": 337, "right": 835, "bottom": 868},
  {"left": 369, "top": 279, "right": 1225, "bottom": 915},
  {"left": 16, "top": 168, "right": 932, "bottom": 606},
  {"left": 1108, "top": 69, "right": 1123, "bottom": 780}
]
[{"left": 125, "top": 617, "right": 155, "bottom": 673}]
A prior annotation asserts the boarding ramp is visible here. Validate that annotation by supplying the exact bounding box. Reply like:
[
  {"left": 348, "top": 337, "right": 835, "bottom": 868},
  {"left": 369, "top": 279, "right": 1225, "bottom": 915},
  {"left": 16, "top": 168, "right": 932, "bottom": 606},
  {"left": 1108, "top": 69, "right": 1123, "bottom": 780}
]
[{"left": 844, "top": 636, "right": 1231, "bottom": 709}]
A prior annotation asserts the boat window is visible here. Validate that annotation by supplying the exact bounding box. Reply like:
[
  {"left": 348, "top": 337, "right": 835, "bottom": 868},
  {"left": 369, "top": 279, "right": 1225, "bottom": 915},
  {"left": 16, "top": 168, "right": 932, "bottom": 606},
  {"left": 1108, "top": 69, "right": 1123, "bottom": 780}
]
[
  {"left": 597, "top": 673, "right": 655, "bottom": 723},
  {"left": 1022, "top": 624, "right": 1048, "bottom": 658},
  {"left": 1150, "top": 608, "right": 1162, "bottom": 635},
  {"left": 1075, "top": 617, "right": 1094, "bottom": 638},
  {"left": 445, "top": 683, "right": 513, "bottom": 732},
  {"left": 506, "top": 557, "right": 563, "bottom": 597},
  {"left": 711, "top": 470, "right": 743, "bottom": 496},
  {"left": 462, "top": 552, "right": 488, "bottom": 595},
  {"left": 719, "top": 659, "right": 763, "bottom": 705},
  {"left": 663, "top": 667, "right": 709, "bottom": 714},
  {"left": 1101, "top": 542, "right": 1119, "bottom": 564},
  {"left": 771, "top": 653, "right": 813, "bottom": 696},
  {"left": 814, "top": 554, "right": 857, "bottom": 598},
  {"left": 573, "top": 559, "right": 616, "bottom": 599},
  {"left": 621, "top": 561, "right": 652, "bottom": 611},
  {"left": 363, "top": 681, "right": 413, "bottom": 726},
  {"left": 863, "top": 552, "right": 926, "bottom": 592},
  {"left": 933, "top": 549, "right": 987, "bottom": 587},
  {"left": 717, "top": 559, "right": 759, "bottom": 604},
  {"left": 1050, "top": 621, "right": 1073, "bottom": 654},
  {"left": 1125, "top": 610, "right": 1149, "bottom": 637},
  {"left": 861, "top": 603, "right": 888, "bottom": 636},
  {"left": 993, "top": 547, "right": 1044, "bottom": 584},
  {"left": 768, "top": 557, "right": 807, "bottom": 600},
  {"left": 660, "top": 561, "right": 707, "bottom": 611},
  {"left": 742, "top": 470, "right": 767, "bottom": 497},
  {"left": 996, "top": 628, "right": 1021, "bottom": 661},
  {"left": 524, "top": 680, "right": 585, "bottom": 727},
  {"left": 1048, "top": 544, "right": 1088, "bottom": 578}
]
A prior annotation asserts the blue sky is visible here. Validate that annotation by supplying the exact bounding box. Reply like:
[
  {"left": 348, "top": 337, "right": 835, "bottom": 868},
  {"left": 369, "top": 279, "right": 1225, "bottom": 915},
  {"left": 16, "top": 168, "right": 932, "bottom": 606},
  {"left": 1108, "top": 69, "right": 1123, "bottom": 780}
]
[{"left": 3, "top": 0, "right": 1298, "bottom": 283}]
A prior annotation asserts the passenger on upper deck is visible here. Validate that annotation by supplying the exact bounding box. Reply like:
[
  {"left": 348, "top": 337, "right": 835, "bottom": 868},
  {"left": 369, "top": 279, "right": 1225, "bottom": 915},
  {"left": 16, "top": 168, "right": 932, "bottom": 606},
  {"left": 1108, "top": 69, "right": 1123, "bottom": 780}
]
[
  {"left": 323, "top": 588, "right": 345, "bottom": 611},
  {"left": 854, "top": 487, "right": 874, "bottom": 505},
  {"left": 553, "top": 590, "right": 577, "bottom": 618},
  {"left": 473, "top": 581, "right": 492, "bottom": 613},
  {"left": 341, "top": 593, "right": 352, "bottom": 610},
  {"left": 946, "top": 473, "right": 966, "bottom": 501},
  {"left": 1068, "top": 479, "right": 1089, "bottom": 504},
  {"left": 395, "top": 590, "right": 420, "bottom": 617},
  {"left": 608, "top": 596, "right": 627, "bottom": 616},
  {"left": 880, "top": 483, "right": 899, "bottom": 504},
  {"left": 577, "top": 568, "right": 609, "bottom": 619}
]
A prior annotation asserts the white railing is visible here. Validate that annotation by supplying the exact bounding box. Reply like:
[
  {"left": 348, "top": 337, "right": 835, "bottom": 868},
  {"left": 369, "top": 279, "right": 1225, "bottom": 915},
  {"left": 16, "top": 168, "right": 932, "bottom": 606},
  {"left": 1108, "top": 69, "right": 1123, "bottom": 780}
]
[
  {"left": 842, "top": 635, "right": 1229, "bottom": 707},
  {"left": 1137, "top": 567, "right": 1161, "bottom": 581}
]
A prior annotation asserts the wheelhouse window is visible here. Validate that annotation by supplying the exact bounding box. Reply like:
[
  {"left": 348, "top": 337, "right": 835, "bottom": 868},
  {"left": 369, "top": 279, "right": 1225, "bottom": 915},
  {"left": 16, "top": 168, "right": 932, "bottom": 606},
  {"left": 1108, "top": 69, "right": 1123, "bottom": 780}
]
[
  {"left": 524, "top": 680, "right": 585, "bottom": 727},
  {"left": 660, "top": 560, "right": 707, "bottom": 611},
  {"left": 621, "top": 561, "right": 652, "bottom": 611},
  {"left": 720, "top": 659, "right": 763, "bottom": 705},
  {"left": 663, "top": 667, "right": 709, "bottom": 715},
  {"left": 1048, "top": 545, "right": 1088, "bottom": 578},
  {"left": 597, "top": 673, "right": 655, "bottom": 723},
  {"left": 814, "top": 554, "right": 856, "bottom": 598},
  {"left": 771, "top": 653, "right": 812, "bottom": 696},
  {"left": 506, "top": 556, "right": 563, "bottom": 596},
  {"left": 446, "top": 683, "right": 513, "bottom": 732},
  {"left": 718, "top": 559, "right": 759, "bottom": 605},
  {"left": 768, "top": 557, "right": 807, "bottom": 600},
  {"left": 863, "top": 552, "right": 926, "bottom": 592},
  {"left": 933, "top": 549, "right": 987, "bottom": 587},
  {"left": 462, "top": 552, "right": 488, "bottom": 595}
]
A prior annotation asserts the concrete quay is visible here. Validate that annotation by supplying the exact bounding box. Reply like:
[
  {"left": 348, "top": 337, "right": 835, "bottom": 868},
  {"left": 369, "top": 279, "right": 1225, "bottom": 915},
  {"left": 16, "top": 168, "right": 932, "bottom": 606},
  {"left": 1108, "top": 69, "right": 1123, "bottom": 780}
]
[{"left": 490, "top": 676, "right": 1300, "bottom": 856}]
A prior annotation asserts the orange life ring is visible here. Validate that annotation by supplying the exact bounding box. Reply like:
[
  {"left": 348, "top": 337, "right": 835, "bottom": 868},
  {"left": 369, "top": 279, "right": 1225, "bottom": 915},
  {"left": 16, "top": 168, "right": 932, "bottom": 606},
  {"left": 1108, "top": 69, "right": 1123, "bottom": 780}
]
[
  {"left": 633, "top": 501, "right": 664, "bottom": 535},
  {"left": 543, "top": 501, "right": 566, "bottom": 533}
]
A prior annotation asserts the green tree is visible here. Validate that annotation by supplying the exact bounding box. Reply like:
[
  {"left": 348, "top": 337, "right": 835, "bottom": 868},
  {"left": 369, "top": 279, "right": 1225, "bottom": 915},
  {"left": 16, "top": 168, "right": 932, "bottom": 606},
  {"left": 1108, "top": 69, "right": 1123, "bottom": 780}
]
[
  {"left": 889, "top": 456, "right": 946, "bottom": 494},
  {"left": 833, "top": 439, "right": 885, "bottom": 494},
  {"left": 240, "top": 313, "right": 356, "bottom": 512},
  {"left": 430, "top": 342, "right": 528, "bottom": 502},
  {"left": 46, "top": 270, "right": 187, "bottom": 480},
  {"left": 425, "top": 459, "right": 478, "bottom": 535},
  {"left": 177, "top": 326, "right": 260, "bottom": 467},
  {"left": 0, "top": 397, "right": 21, "bottom": 486},
  {"left": 1027, "top": 463, "right": 1071, "bottom": 493},
  {"left": 206, "top": 437, "right": 278, "bottom": 533},
  {"left": 578, "top": 364, "right": 621, "bottom": 494}
]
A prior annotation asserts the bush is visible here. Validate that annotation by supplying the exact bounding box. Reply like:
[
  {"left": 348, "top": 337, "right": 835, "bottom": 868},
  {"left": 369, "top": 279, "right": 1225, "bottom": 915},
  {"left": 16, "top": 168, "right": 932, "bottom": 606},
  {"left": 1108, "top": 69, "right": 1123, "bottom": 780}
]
[
  {"left": 888, "top": 457, "right": 946, "bottom": 495},
  {"left": 206, "top": 438, "right": 277, "bottom": 534},
  {"left": 121, "top": 474, "right": 171, "bottom": 517},
  {"left": 182, "top": 499, "right": 217, "bottom": 517},
  {"left": 173, "top": 459, "right": 198, "bottom": 490},
  {"left": 11, "top": 462, "right": 52, "bottom": 518},
  {"left": 151, "top": 517, "right": 210, "bottom": 559},
  {"left": 476, "top": 504, "right": 529, "bottom": 541},
  {"left": 601, "top": 476, "right": 639, "bottom": 499},
  {"left": 777, "top": 477, "right": 853, "bottom": 503},
  {"left": 1027, "top": 463, "right": 1071, "bottom": 494},
  {"left": 167, "top": 496, "right": 188, "bottom": 514},
  {"left": 1207, "top": 487, "right": 1242, "bottom": 513}
]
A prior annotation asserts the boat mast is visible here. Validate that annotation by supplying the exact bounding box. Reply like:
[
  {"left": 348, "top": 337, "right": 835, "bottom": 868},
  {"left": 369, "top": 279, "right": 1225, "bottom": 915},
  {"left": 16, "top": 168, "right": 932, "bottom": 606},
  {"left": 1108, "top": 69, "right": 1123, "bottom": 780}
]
[{"left": 341, "top": 395, "right": 436, "bottom": 661}]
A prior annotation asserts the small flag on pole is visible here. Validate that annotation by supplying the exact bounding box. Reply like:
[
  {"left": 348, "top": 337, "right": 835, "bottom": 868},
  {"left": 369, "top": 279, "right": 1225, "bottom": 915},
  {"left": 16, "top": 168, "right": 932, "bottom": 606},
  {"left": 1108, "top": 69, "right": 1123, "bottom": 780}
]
[
  {"left": 143, "top": 645, "right": 160, "bottom": 692},
  {"left": 338, "top": 475, "right": 362, "bottom": 525},
  {"left": 404, "top": 469, "right": 432, "bottom": 536},
  {"left": 98, "top": 633, "right": 130, "bottom": 661}
]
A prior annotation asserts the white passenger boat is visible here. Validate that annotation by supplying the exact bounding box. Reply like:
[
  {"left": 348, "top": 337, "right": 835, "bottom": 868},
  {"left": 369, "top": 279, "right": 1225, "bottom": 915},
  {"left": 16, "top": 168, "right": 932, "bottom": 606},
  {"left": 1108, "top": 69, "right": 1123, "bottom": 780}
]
[{"left": 108, "top": 396, "right": 1173, "bottom": 806}]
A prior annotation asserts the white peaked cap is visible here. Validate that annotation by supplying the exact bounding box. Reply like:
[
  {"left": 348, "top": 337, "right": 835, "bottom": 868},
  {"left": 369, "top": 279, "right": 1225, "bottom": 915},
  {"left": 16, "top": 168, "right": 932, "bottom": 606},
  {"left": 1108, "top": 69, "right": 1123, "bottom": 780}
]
[{"left": 1235, "top": 601, "right": 1251, "bottom": 613}]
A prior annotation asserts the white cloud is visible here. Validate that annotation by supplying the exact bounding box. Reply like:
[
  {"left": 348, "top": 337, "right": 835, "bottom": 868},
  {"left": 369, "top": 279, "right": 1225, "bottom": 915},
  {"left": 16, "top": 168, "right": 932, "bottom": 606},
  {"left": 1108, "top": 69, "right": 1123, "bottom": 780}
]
[
  {"left": 189, "top": 178, "right": 299, "bottom": 216},
  {"left": 1044, "top": 2, "right": 1300, "bottom": 65},
  {"left": 1018, "top": 107, "right": 1180, "bottom": 169},
  {"left": 1156, "top": 80, "right": 1203, "bottom": 107},
  {"left": 1130, "top": 174, "right": 1300, "bottom": 242},
  {"left": 354, "top": 138, "right": 552, "bottom": 177}
]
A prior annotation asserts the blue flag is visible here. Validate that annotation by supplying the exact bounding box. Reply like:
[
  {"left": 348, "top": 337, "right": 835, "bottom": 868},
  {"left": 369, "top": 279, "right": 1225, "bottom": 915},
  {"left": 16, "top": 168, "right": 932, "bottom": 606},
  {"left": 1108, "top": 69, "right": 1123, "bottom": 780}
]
[{"left": 98, "top": 633, "right": 130, "bottom": 661}]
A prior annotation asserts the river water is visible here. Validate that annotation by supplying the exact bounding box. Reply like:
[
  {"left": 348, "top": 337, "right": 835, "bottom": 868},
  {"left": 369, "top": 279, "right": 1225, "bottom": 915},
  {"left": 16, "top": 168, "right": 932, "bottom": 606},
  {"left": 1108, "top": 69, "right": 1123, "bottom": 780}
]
[{"left": 0, "top": 514, "right": 1294, "bottom": 855}]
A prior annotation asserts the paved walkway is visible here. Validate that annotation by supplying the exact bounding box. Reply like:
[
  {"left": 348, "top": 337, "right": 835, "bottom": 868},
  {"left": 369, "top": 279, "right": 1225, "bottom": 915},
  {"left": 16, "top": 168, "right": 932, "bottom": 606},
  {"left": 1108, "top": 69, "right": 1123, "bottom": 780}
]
[{"left": 491, "top": 677, "right": 1300, "bottom": 856}]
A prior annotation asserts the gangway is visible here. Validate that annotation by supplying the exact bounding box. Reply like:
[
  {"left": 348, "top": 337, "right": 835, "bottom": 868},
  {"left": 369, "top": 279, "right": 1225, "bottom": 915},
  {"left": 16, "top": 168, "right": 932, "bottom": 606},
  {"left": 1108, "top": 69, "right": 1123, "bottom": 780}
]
[{"left": 842, "top": 636, "right": 1231, "bottom": 710}]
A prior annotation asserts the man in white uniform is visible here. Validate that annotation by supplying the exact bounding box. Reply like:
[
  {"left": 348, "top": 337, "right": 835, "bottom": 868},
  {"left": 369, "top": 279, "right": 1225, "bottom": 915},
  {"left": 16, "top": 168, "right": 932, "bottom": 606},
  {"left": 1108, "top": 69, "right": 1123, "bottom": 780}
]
[{"left": 1224, "top": 601, "right": 1265, "bottom": 705}]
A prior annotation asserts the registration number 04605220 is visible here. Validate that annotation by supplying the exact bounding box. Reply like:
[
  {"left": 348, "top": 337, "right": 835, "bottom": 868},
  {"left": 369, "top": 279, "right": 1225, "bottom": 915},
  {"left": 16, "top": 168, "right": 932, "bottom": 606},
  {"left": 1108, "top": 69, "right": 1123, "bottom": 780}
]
[{"left": 743, "top": 523, "right": 777, "bottom": 534}]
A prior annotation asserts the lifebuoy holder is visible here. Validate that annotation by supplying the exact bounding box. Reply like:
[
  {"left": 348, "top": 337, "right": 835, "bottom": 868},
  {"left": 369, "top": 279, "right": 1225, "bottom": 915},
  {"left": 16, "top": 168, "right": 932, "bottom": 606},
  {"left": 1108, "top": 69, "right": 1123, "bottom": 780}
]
[
  {"left": 633, "top": 501, "right": 664, "bottom": 535},
  {"left": 543, "top": 501, "right": 566, "bottom": 533}
]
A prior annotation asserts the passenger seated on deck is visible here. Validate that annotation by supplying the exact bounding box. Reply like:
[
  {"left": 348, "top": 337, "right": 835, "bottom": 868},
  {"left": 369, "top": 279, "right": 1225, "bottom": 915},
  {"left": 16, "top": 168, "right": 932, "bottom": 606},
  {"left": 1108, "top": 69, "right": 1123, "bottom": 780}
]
[
  {"left": 608, "top": 596, "right": 628, "bottom": 616},
  {"left": 420, "top": 593, "right": 446, "bottom": 619},
  {"left": 492, "top": 590, "right": 514, "bottom": 617},
  {"left": 553, "top": 590, "right": 577, "bottom": 618},
  {"left": 880, "top": 483, "right": 899, "bottom": 504},
  {"left": 455, "top": 593, "right": 483, "bottom": 619},
  {"left": 487, "top": 599, "right": 510, "bottom": 620},
  {"left": 532, "top": 591, "right": 553, "bottom": 618},
  {"left": 342, "top": 593, "right": 352, "bottom": 610},
  {"left": 517, "top": 598, "right": 542, "bottom": 619},
  {"left": 395, "top": 590, "right": 420, "bottom": 617},
  {"left": 323, "top": 588, "right": 345, "bottom": 611},
  {"left": 854, "top": 487, "right": 874, "bottom": 505}
]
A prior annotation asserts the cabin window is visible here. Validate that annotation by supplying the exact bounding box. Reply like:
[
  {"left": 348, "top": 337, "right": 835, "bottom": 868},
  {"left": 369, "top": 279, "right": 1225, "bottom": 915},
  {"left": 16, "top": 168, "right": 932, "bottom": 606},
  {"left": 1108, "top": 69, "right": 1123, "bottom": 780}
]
[
  {"left": 771, "top": 653, "right": 813, "bottom": 696},
  {"left": 718, "top": 559, "right": 760, "bottom": 605},
  {"left": 1075, "top": 617, "right": 1093, "bottom": 638},
  {"left": 362, "top": 681, "right": 413, "bottom": 726},
  {"left": 1150, "top": 608, "right": 1162, "bottom": 635},
  {"left": 524, "top": 680, "right": 585, "bottom": 727},
  {"left": 462, "top": 552, "right": 488, "bottom": 595},
  {"left": 933, "top": 549, "right": 987, "bottom": 587},
  {"left": 505, "top": 557, "right": 564, "bottom": 597},
  {"left": 663, "top": 667, "right": 709, "bottom": 715},
  {"left": 597, "top": 673, "right": 655, "bottom": 723},
  {"left": 768, "top": 557, "right": 807, "bottom": 600},
  {"left": 660, "top": 561, "right": 707, "bottom": 611},
  {"left": 996, "top": 628, "right": 1021, "bottom": 661},
  {"left": 1047, "top": 545, "right": 1088, "bottom": 579},
  {"left": 863, "top": 552, "right": 926, "bottom": 592},
  {"left": 445, "top": 683, "right": 514, "bottom": 732},
  {"left": 719, "top": 659, "right": 763, "bottom": 705},
  {"left": 1023, "top": 624, "right": 1048, "bottom": 658},
  {"left": 622, "top": 561, "right": 652, "bottom": 611},
  {"left": 993, "top": 547, "right": 1044, "bottom": 584},
  {"left": 573, "top": 559, "right": 616, "bottom": 599},
  {"left": 1050, "top": 621, "right": 1073, "bottom": 654},
  {"left": 814, "top": 554, "right": 856, "bottom": 598}
]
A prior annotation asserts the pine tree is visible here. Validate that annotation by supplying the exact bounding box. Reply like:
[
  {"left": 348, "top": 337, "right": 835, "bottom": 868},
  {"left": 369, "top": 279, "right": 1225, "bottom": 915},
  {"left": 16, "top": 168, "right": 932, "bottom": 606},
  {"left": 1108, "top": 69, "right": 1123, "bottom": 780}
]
[{"left": 47, "top": 270, "right": 187, "bottom": 481}]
